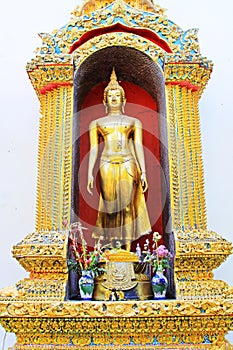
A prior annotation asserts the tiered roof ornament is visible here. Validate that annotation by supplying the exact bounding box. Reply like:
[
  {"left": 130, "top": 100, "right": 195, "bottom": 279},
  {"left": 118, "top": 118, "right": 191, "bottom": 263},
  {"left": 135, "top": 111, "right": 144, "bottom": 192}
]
[{"left": 28, "top": 0, "right": 211, "bottom": 96}]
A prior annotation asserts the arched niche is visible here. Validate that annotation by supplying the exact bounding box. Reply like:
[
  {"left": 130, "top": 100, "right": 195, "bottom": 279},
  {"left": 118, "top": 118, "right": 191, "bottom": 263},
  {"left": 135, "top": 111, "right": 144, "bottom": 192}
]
[{"left": 69, "top": 46, "right": 175, "bottom": 299}]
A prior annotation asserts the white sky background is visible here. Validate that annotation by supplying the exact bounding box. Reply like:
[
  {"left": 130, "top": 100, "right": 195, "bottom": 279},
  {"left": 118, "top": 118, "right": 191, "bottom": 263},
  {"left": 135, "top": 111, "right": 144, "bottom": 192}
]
[{"left": 0, "top": 0, "right": 233, "bottom": 347}]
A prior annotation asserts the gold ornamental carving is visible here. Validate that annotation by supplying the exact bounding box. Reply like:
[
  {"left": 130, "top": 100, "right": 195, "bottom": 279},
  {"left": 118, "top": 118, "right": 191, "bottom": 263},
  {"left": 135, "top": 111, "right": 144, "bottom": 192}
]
[
  {"left": 73, "top": 32, "right": 165, "bottom": 72},
  {"left": 26, "top": 0, "right": 211, "bottom": 73},
  {"left": 175, "top": 229, "right": 232, "bottom": 258},
  {"left": 1, "top": 300, "right": 233, "bottom": 318},
  {"left": 1, "top": 302, "right": 233, "bottom": 348},
  {"left": 104, "top": 249, "right": 139, "bottom": 262},
  {"left": 28, "top": 65, "right": 73, "bottom": 97},
  {"left": 165, "top": 63, "right": 213, "bottom": 95},
  {"left": 102, "top": 262, "right": 137, "bottom": 291},
  {"left": 11, "top": 345, "right": 233, "bottom": 350},
  {"left": 77, "top": 0, "right": 157, "bottom": 15}
]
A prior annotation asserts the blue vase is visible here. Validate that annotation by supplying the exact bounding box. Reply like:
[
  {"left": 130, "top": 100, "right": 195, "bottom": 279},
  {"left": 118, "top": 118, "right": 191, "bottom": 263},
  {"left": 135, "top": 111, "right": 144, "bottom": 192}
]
[
  {"left": 151, "top": 270, "right": 168, "bottom": 300},
  {"left": 79, "top": 270, "right": 94, "bottom": 300}
]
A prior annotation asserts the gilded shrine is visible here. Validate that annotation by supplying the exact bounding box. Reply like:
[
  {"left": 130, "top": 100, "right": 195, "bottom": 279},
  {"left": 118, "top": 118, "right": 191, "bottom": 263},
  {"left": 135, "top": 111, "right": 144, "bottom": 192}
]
[{"left": 1, "top": 0, "right": 233, "bottom": 348}]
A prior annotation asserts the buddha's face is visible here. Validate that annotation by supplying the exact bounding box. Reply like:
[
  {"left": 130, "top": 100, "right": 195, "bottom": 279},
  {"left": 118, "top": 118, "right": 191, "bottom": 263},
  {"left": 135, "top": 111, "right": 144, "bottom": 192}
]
[{"left": 106, "top": 88, "right": 122, "bottom": 110}]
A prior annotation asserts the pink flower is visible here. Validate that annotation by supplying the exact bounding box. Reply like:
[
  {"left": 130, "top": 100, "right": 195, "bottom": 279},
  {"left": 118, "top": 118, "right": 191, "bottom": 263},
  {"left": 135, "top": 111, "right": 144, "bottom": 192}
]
[
  {"left": 86, "top": 258, "right": 92, "bottom": 266},
  {"left": 157, "top": 245, "right": 168, "bottom": 258}
]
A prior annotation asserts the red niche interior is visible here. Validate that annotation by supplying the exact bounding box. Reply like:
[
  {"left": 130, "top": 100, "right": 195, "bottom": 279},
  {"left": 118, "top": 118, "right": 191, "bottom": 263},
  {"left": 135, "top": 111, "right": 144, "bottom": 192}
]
[{"left": 77, "top": 81, "right": 164, "bottom": 250}]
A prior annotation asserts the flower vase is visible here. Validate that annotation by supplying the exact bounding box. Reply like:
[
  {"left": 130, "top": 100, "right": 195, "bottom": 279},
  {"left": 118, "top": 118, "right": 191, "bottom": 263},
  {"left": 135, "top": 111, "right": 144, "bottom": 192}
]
[
  {"left": 151, "top": 269, "right": 168, "bottom": 300},
  {"left": 78, "top": 270, "right": 94, "bottom": 300}
]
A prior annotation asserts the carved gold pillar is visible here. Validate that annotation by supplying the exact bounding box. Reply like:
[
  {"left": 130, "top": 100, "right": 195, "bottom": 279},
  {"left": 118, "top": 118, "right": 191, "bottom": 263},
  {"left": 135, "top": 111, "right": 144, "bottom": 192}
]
[
  {"left": 166, "top": 83, "right": 181, "bottom": 230},
  {"left": 165, "top": 63, "right": 210, "bottom": 231},
  {"left": 33, "top": 69, "right": 73, "bottom": 232},
  {"left": 165, "top": 63, "right": 232, "bottom": 300},
  {"left": 11, "top": 64, "right": 74, "bottom": 299},
  {"left": 191, "top": 91, "right": 207, "bottom": 229},
  {"left": 36, "top": 85, "right": 73, "bottom": 231}
]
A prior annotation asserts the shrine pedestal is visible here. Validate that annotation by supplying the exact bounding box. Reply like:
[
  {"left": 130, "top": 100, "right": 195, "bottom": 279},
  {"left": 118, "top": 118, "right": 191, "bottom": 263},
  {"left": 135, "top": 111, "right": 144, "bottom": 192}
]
[
  {"left": 0, "top": 229, "right": 232, "bottom": 348},
  {"left": 0, "top": 299, "right": 233, "bottom": 349}
]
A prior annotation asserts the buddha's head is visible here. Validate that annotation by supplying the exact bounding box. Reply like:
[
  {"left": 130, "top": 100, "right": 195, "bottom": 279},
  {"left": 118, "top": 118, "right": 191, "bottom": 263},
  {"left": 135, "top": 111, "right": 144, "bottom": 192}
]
[{"left": 103, "top": 68, "right": 126, "bottom": 113}]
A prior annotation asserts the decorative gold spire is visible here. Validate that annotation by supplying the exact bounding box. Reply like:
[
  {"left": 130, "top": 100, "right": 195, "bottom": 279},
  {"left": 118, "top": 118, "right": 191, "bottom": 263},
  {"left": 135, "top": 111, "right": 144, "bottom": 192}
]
[{"left": 75, "top": 0, "right": 157, "bottom": 16}]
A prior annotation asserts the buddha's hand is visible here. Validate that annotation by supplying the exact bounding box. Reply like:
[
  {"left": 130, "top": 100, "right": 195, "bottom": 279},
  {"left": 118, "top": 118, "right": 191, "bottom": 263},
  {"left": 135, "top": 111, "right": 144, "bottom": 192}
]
[
  {"left": 87, "top": 175, "right": 94, "bottom": 195},
  {"left": 141, "top": 173, "right": 148, "bottom": 193}
]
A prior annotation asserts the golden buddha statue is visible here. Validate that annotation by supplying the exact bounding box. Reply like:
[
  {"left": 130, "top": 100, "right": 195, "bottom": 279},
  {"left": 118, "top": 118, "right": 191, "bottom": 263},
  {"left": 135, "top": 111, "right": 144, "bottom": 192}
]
[{"left": 87, "top": 69, "right": 151, "bottom": 251}]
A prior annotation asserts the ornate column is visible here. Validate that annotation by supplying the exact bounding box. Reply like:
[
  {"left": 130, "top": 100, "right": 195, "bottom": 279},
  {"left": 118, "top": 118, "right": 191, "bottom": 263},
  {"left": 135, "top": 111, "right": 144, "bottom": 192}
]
[
  {"left": 11, "top": 63, "right": 74, "bottom": 299},
  {"left": 165, "top": 63, "right": 210, "bottom": 231},
  {"left": 28, "top": 65, "right": 73, "bottom": 231},
  {"left": 165, "top": 63, "right": 232, "bottom": 299}
]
